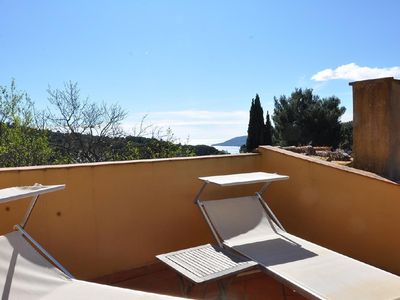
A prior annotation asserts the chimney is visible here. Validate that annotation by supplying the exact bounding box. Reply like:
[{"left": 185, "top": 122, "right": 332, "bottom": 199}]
[{"left": 350, "top": 77, "right": 400, "bottom": 181}]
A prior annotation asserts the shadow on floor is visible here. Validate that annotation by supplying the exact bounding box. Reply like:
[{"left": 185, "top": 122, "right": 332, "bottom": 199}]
[{"left": 112, "top": 267, "right": 306, "bottom": 300}]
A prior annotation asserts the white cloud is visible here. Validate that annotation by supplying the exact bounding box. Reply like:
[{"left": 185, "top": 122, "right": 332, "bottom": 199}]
[
  {"left": 123, "top": 110, "right": 249, "bottom": 145},
  {"left": 341, "top": 109, "right": 353, "bottom": 122},
  {"left": 311, "top": 63, "right": 400, "bottom": 82},
  {"left": 144, "top": 110, "right": 248, "bottom": 126}
]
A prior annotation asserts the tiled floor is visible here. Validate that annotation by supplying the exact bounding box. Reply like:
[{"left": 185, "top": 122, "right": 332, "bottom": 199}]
[{"left": 112, "top": 267, "right": 307, "bottom": 300}]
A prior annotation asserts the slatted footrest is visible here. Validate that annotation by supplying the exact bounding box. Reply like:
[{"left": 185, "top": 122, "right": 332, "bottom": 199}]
[{"left": 156, "top": 244, "right": 257, "bottom": 283}]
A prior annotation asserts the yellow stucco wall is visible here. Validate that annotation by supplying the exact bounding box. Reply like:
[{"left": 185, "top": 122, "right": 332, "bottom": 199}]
[
  {"left": 0, "top": 154, "right": 261, "bottom": 279},
  {"left": 259, "top": 146, "right": 400, "bottom": 275}
]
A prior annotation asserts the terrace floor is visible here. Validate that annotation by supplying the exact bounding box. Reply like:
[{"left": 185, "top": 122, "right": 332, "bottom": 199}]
[{"left": 105, "top": 265, "right": 307, "bottom": 300}]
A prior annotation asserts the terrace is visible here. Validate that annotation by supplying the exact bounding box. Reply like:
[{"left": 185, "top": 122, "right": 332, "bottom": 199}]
[{"left": 1, "top": 145, "right": 399, "bottom": 299}]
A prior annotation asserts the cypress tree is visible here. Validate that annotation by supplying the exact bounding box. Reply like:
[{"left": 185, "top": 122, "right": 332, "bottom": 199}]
[
  {"left": 264, "top": 111, "right": 273, "bottom": 145},
  {"left": 246, "top": 94, "right": 265, "bottom": 152}
]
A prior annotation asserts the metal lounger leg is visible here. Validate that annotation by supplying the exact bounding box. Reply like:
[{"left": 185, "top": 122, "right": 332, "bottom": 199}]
[
  {"left": 177, "top": 274, "right": 195, "bottom": 297},
  {"left": 194, "top": 181, "right": 224, "bottom": 247},
  {"left": 256, "top": 193, "right": 286, "bottom": 232},
  {"left": 217, "top": 277, "right": 234, "bottom": 300},
  {"left": 14, "top": 224, "right": 74, "bottom": 279},
  {"left": 20, "top": 195, "right": 40, "bottom": 228}
]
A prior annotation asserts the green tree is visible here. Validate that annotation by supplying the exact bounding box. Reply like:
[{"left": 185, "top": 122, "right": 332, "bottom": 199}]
[
  {"left": 0, "top": 80, "right": 53, "bottom": 167},
  {"left": 264, "top": 111, "right": 273, "bottom": 145},
  {"left": 246, "top": 94, "right": 265, "bottom": 151},
  {"left": 273, "top": 88, "right": 345, "bottom": 148},
  {"left": 47, "top": 81, "right": 127, "bottom": 162},
  {"left": 339, "top": 121, "right": 353, "bottom": 151}
]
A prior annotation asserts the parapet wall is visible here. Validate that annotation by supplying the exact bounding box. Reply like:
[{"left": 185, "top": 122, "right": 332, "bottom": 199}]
[{"left": 259, "top": 146, "right": 400, "bottom": 275}]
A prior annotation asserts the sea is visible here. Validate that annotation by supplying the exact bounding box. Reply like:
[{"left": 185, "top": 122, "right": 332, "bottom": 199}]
[
  {"left": 214, "top": 146, "right": 241, "bottom": 154},
  {"left": 189, "top": 139, "right": 241, "bottom": 154}
]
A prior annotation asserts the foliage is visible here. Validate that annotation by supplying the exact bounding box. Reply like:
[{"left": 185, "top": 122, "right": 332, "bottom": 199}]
[
  {"left": 0, "top": 80, "right": 52, "bottom": 167},
  {"left": 245, "top": 95, "right": 276, "bottom": 152},
  {"left": 47, "top": 129, "right": 226, "bottom": 162},
  {"left": 187, "top": 144, "right": 224, "bottom": 156},
  {"left": 47, "top": 130, "right": 209, "bottom": 162},
  {"left": 273, "top": 88, "right": 345, "bottom": 148},
  {"left": 339, "top": 121, "right": 353, "bottom": 151},
  {"left": 0, "top": 124, "right": 52, "bottom": 167},
  {"left": 239, "top": 144, "right": 247, "bottom": 153},
  {"left": 264, "top": 111, "right": 273, "bottom": 145},
  {"left": 246, "top": 94, "right": 266, "bottom": 152},
  {"left": 123, "top": 135, "right": 194, "bottom": 159}
]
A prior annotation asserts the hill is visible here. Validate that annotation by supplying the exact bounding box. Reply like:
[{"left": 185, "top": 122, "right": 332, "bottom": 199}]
[
  {"left": 47, "top": 130, "right": 225, "bottom": 163},
  {"left": 212, "top": 136, "right": 247, "bottom": 147}
]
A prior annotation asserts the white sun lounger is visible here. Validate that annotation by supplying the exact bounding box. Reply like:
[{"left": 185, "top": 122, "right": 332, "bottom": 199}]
[
  {"left": 0, "top": 184, "right": 182, "bottom": 299},
  {"left": 196, "top": 172, "right": 400, "bottom": 300}
]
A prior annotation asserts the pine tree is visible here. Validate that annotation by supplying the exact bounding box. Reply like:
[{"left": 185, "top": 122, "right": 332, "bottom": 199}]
[
  {"left": 273, "top": 88, "right": 345, "bottom": 147},
  {"left": 264, "top": 111, "right": 273, "bottom": 145},
  {"left": 246, "top": 94, "right": 265, "bottom": 152}
]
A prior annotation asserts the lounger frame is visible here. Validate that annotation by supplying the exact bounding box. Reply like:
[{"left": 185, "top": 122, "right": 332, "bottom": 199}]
[{"left": 195, "top": 172, "right": 288, "bottom": 247}]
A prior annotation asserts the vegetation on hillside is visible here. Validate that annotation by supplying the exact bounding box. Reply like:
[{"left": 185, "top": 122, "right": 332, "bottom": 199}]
[
  {"left": 0, "top": 80, "right": 52, "bottom": 167},
  {"left": 0, "top": 80, "right": 224, "bottom": 167}
]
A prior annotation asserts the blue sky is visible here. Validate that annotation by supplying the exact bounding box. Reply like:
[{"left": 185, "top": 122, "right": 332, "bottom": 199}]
[{"left": 1, "top": 1, "right": 400, "bottom": 144}]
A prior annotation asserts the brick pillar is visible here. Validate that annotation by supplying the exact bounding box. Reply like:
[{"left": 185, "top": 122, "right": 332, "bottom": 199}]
[{"left": 350, "top": 77, "right": 400, "bottom": 181}]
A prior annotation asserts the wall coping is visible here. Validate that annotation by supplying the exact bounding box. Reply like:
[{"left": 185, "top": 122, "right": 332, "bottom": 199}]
[
  {"left": 259, "top": 146, "right": 399, "bottom": 186},
  {"left": 349, "top": 77, "right": 400, "bottom": 86},
  {"left": 0, "top": 153, "right": 259, "bottom": 172}
]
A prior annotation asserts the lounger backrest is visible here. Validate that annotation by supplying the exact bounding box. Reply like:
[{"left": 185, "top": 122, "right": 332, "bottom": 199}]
[
  {"left": 0, "top": 232, "right": 182, "bottom": 299},
  {"left": 201, "top": 196, "right": 280, "bottom": 247},
  {"left": 0, "top": 231, "right": 70, "bottom": 299}
]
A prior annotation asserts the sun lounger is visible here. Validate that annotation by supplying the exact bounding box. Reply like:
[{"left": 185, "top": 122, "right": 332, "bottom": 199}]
[
  {"left": 196, "top": 172, "right": 400, "bottom": 300},
  {"left": 0, "top": 184, "right": 182, "bottom": 299}
]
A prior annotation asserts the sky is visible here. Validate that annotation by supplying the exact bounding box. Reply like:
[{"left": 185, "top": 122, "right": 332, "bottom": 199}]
[{"left": 1, "top": 1, "right": 400, "bottom": 145}]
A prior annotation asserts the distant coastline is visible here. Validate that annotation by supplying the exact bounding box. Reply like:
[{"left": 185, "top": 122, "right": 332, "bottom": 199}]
[
  {"left": 214, "top": 146, "right": 240, "bottom": 154},
  {"left": 212, "top": 135, "right": 246, "bottom": 147}
]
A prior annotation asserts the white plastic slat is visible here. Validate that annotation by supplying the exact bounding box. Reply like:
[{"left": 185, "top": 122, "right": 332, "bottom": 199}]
[
  {"left": 157, "top": 244, "right": 257, "bottom": 283},
  {"left": 184, "top": 250, "right": 227, "bottom": 273},
  {"left": 0, "top": 184, "right": 65, "bottom": 204},
  {"left": 173, "top": 250, "right": 225, "bottom": 275},
  {"left": 199, "top": 172, "right": 289, "bottom": 186},
  {"left": 168, "top": 255, "right": 208, "bottom": 277},
  {"left": 200, "top": 248, "right": 237, "bottom": 268},
  {"left": 172, "top": 252, "right": 215, "bottom": 275}
]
